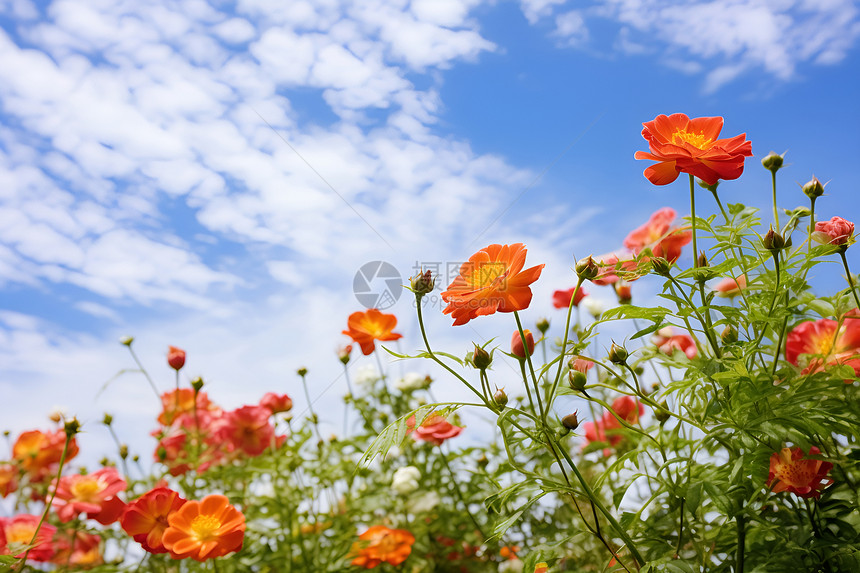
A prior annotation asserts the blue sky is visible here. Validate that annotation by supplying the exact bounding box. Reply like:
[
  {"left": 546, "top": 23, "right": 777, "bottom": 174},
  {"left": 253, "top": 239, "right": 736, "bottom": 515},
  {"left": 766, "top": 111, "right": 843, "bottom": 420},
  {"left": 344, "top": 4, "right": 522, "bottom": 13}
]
[{"left": 1, "top": 0, "right": 859, "bottom": 463}]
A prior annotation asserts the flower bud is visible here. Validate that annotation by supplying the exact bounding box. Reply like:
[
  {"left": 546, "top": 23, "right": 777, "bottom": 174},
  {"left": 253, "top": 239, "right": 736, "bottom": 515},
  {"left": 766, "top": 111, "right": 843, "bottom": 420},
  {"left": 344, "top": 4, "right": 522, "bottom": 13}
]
[
  {"left": 761, "top": 151, "right": 785, "bottom": 174},
  {"left": 119, "top": 444, "right": 129, "bottom": 459},
  {"left": 410, "top": 269, "right": 435, "bottom": 296},
  {"left": 536, "top": 317, "right": 550, "bottom": 334},
  {"left": 762, "top": 227, "right": 785, "bottom": 251},
  {"left": 696, "top": 251, "right": 708, "bottom": 269},
  {"left": 697, "top": 178, "right": 719, "bottom": 193},
  {"left": 297, "top": 367, "right": 308, "bottom": 377},
  {"left": 608, "top": 341, "right": 628, "bottom": 364},
  {"left": 562, "top": 411, "right": 579, "bottom": 430},
  {"left": 119, "top": 336, "right": 134, "bottom": 346},
  {"left": 191, "top": 377, "right": 204, "bottom": 394},
  {"left": 102, "top": 413, "right": 113, "bottom": 426},
  {"left": 493, "top": 388, "right": 509, "bottom": 408},
  {"left": 64, "top": 417, "right": 81, "bottom": 438},
  {"left": 575, "top": 256, "right": 599, "bottom": 281},
  {"left": 721, "top": 324, "right": 738, "bottom": 344},
  {"left": 337, "top": 345, "right": 352, "bottom": 365},
  {"left": 802, "top": 176, "right": 824, "bottom": 199},
  {"left": 568, "top": 370, "right": 587, "bottom": 392},
  {"left": 511, "top": 330, "right": 535, "bottom": 360},
  {"left": 651, "top": 257, "right": 671, "bottom": 276},
  {"left": 477, "top": 454, "right": 489, "bottom": 468},
  {"left": 132, "top": 455, "right": 139, "bottom": 463},
  {"left": 167, "top": 346, "right": 186, "bottom": 371},
  {"left": 655, "top": 402, "right": 671, "bottom": 424},
  {"left": 616, "top": 281, "right": 632, "bottom": 304},
  {"left": 472, "top": 344, "right": 492, "bottom": 370}
]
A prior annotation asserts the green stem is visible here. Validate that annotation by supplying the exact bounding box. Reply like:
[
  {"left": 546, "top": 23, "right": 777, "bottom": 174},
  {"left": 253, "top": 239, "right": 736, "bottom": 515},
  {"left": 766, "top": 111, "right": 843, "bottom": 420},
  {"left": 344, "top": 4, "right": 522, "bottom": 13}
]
[
  {"left": 839, "top": 250, "right": 860, "bottom": 310},
  {"left": 440, "top": 449, "right": 488, "bottom": 539},
  {"left": 771, "top": 170, "right": 780, "bottom": 231},
  {"left": 126, "top": 345, "right": 161, "bottom": 399},
  {"left": 808, "top": 197, "right": 817, "bottom": 253},
  {"left": 299, "top": 372, "right": 324, "bottom": 443},
  {"left": 514, "top": 311, "right": 544, "bottom": 419},
  {"left": 548, "top": 277, "right": 586, "bottom": 411},
  {"left": 689, "top": 174, "right": 698, "bottom": 268},
  {"left": 736, "top": 514, "right": 746, "bottom": 573}
]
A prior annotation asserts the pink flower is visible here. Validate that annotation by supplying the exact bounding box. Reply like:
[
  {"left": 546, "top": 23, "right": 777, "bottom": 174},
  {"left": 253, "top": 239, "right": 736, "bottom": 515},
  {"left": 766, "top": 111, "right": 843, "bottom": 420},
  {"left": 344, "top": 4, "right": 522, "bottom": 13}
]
[
  {"left": 167, "top": 346, "right": 186, "bottom": 371},
  {"left": 510, "top": 330, "right": 535, "bottom": 359},
  {"left": 714, "top": 275, "right": 747, "bottom": 297},
  {"left": 259, "top": 392, "right": 293, "bottom": 414},
  {"left": 552, "top": 287, "right": 587, "bottom": 309},
  {"left": 51, "top": 467, "right": 127, "bottom": 523},
  {"left": 813, "top": 216, "right": 854, "bottom": 246},
  {"left": 624, "top": 207, "right": 692, "bottom": 264},
  {"left": 652, "top": 328, "right": 698, "bottom": 359},
  {"left": 0, "top": 514, "right": 57, "bottom": 561},
  {"left": 410, "top": 414, "right": 463, "bottom": 446},
  {"left": 592, "top": 251, "right": 639, "bottom": 286},
  {"left": 570, "top": 357, "right": 593, "bottom": 373}
]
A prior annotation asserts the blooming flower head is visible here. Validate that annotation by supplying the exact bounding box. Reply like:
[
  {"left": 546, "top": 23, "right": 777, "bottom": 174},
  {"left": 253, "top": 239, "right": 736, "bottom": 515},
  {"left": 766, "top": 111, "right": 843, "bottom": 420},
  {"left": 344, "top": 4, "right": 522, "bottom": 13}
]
[
  {"left": 342, "top": 309, "right": 403, "bottom": 355},
  {"left": 552, "top": 286, "right": 587, "bottom": 309},
  {"left": 350, "top": 525, "right": 415, "bottom": 569},
  {"left": 410, "top": 414, "right": 464, "bottom": 446},
  {"left": 591, "top": 251, "right": 640, "bottom": 286},
  {"left": 767, "top": 446, "right": 833, "bottom": 499},
  {"left": 158, "top": 389, "right": 217, "bottom": 426},
  {"left": 12, "top": 428, "right": 79, "bottom": 481},
  {"left": 167, "top": 346, "right": 186, "bottom": 370},
  {"left": 785, "top": 313, "right": 860, "bottom": 378},
  {"left": 259, "top": 392, "right": 293, "bottom": 415},
  {"left": 623, "top": 207, "right": 692, "bottom": 264},
  {"left": 813, "top": 216, "right": 854, "bottom": 247},
  {"left": 510, "top": 329, "right": 535, "bottom": 359},
  {"left": 162, "top": 494, "right": 245, "bottom": 561},
  {"left": 441, "top": 243, "right": 544, "bottom": 326},
  {"left": 0, "top": 514, "right": 57, "bottom": 562},
  {"left": 583, "top": 397, "right": 644, "bottom": 456},
  {"left": 52, "top": 531, "right": 103, "bottom": 568},
  {"left": 217, "top": 405, "right": 277, "bottom": 457},
  {"left": 535, "top": 563, "right": 549, "bottom": 573},
  {"left": 0, "top": 463, "right": 17, "bottom": 498},
  {"left": 634, "top": 113, "right": 753, "bottom": 186},
  {"left": 652, "top": 327, "right": 697, "bottom": 359},
  {"left": 714, "top": 275, "right": 747, "bottom": 297},
  {"left": 51, "top": 467, "right": 127, "bottom": 523},
  {"left": 121, "top": 486, "right": 187, "bottom": 554}
]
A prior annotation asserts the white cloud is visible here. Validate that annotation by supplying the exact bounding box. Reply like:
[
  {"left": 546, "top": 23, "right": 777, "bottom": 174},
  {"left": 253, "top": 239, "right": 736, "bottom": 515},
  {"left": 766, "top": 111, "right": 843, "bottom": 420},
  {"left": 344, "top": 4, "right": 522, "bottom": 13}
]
[
  {"left": 520, "top": 0, "right": 567, "bottom": 24},
  {"left": 554, "top": 10, "right": 589, "bottom": 47}
]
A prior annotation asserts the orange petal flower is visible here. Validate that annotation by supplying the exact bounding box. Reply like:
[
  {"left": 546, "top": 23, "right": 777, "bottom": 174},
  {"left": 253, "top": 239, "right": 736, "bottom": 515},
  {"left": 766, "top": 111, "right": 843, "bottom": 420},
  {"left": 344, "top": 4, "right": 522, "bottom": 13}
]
[
  {"left": 785, "top": 312, "right": 860, "bottom": 379},
  {"left": 410, "top": 414, "right": 464, "bottom": 446},
  {"left": 767, "top": 446, "right": 833, "bottom": 498},
  {"left": 342, "top": 309, "right": 403, "bottom": 355},
  {"left": 12, "top": 428, "right": 79, "bottom": 481},
  {"left": 623, "top": 207, "right": 691, "bottom": 264},
  {"left": 441, "top": 243, "right": 544, "bottom": 326},
  {"left": 535, "top": 563, "right": 549, "bottom": 573},
  {"left": 634, "top": 113, "right": 753, "bottom": 186},
  {"left": 121, "top": 487, "right": 187, "bottom": 554},
  {"left": 0, "top": 514, "right": 57, "bottom": 562},
  {"left": 0, "top": 463, "right": 17, "bottom": 498},
  {"left": 350, "top": 525, "right": 415, "bottom": 569},
  {"left": 510, "top": 329, "right": 535, "bottom": 359},
  {"left": 713, "top": 275, "right": 747, "bottom": 297},
  {"left": 162, "top": 494, "right": 245, "bottom": 561}
]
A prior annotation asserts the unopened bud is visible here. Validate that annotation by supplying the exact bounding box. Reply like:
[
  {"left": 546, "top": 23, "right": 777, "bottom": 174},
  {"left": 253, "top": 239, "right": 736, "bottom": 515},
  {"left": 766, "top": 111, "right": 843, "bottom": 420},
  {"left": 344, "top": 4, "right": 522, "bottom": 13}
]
[
  {"left": 132, "top": 455, "right": 139, "bottom": 463},
  {"left": 608, "top": 342, "right": 628, "bottom": 364},
  {"left": 477, "top": 454, "right": 489, "bottom": 468},
  {"left": 493, "top": 388, "right": 508, "bottom": 408},
  {"left": 761, "top": 152, "right": 785, "bottom": 174},
  {"left": 696, "top": 252, "right": 708, "bottom": 269},
  {"left": 410, "top": 269, "right": 435, "bottom": 296},
  {"left": 762, "top": 227, "right": 785, "bottom": 251},
  {"left": 338, "top": 345, "right": 352, "bottom": 365},
  {"left": 536, "top": 317, "right": 550, "bottom": 335},
  {"left": 191, "top": 377, "right": 204, "bottom": 393},
  {"left": 562, "top": 411, "right": 580, "bottom": 430},
  {"left": 575, "top": 256, "right": 599, "bottom": 281},
  {"left": 616, "top": 281, "right": 632, "bottom": 304},
  {"left": 119, "top": 444, "right": 129, "bottom": 459},
  {"left": 297, "top": 367, "right": 308, "bottom": 377},
  {"left": 721, "top": 325, "right": 738, "bottom": 344},
  {"left": 651, "top": 257, "right": 671, "bottom": 276},
  {"left": 472, "top": 345, "right": 492, "bottom": 370},
  {"left": 568, "top": 370, "right": 587, "bottom": 392},
  {"left": 655, "top": 402, "right": 671, "bottom": 424},
  {"left": 102, "top": 413, "right": 113, "bottom": 426},
  {"left": 64, "top": 418, "right": 81, "bottom": 438},
  {"left": 511, "top": 330, "right": 535, "bottom": 360},
  {"left": 697, "top": 179, "right": 720, "bottom": 193},
  {"left": 802, "top": 176, "right": 825, "bottom": 199},
  {"left": 100, "top": 457, "right": 109, "bottom": 467},
  {"left": 119, "top": 336, "right": 134, "bottom": 346}
]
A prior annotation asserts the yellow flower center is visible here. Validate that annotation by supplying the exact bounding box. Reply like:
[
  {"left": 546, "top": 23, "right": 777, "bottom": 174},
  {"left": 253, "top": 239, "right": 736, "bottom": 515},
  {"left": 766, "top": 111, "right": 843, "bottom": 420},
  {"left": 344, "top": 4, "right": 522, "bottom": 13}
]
[
  {"left": 190, "top": 514, "right": 222, "bottom": 541},
  {"left": 377, "top": 532, "right": 397, "bottom": 555},
  {"left": 471, "top": 262, "right": 508, "bottom": 289},
  {"left": 70, "top": 478, "right": 104, "bottom": 503},
  {"left": 6, "top": 523, "right": 36, "bottom": 545},
  {"left": 671, "top": 129, "right": 713, "bottom": 150}
]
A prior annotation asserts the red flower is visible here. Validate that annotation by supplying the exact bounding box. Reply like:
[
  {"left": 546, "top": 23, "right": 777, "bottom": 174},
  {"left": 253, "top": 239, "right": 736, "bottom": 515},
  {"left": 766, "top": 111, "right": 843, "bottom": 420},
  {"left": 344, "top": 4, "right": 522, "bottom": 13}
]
[
  {"left": 0, "top": 514, "right": 57, "bottom": 562},
  {"left": 511, "top": 329, "right": 535, "bottom": 359},
  {"left": 441, "top": 243, "right": 544, "bottom": 326},
  {"left": 158, "top": 389, "right": 217, "bottom": 426},
  {"left": 583, "top": 397, "right": 643, "bottom": 455},
  {"left": 167, "top": 346, "right": 186, "bottom": 371},
  {"left": 767, "top": 446, "right": 833, "bottom": 499},
  {"left": 813, "top": 216, "right": 854, "bottom": 246},
  {"left": 259, "top": 392, "right": 293, "bottom": 414},
  {"left": 342, "top": 309, "right": 403, "bottom": 355},
  {"left": 552, "top": 286, "right": 587, "bottom": 309},
  {"left": 652, "top": 328, "right": 697, "bottom": 359},
  {"left": 162, "top": 494, "right": 245, "bottom": 561},
  {"left": 121, "top": 486, "right": 187, "bottom": 554},
  {"left": 634, "top": 114, "right": 753, "bottom": 186},
  {"left": 411, "top": 414, "right": 463, "bottom": 446},
  {"left": 350, "top": 525, "right": 415, "bottom": 568},
  {"left": 217, "top": 405, "right": 276, "bottom": 457},
  {"left": 591, "top": 251, "right": 639, "bottom": 286},
  {"left": 52, "top": 531, "right": 103, "bottom": 568},
  {"left": 623, "top": 207, "right": 692, "bottom": 264},
  {"left": 714, "top": 275, "right": 747, "bottom": 297},
  {"left": 785, "top": 313, "right": 860, "bottom": 378},
  {"left": 51, "top": 467, "right": 127, "bottom": 523}
]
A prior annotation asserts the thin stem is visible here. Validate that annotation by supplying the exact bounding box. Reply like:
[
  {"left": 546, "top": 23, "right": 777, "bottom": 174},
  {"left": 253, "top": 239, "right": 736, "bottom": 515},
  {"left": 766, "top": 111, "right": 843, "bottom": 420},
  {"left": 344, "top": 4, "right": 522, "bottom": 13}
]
[
  {"left": 839, "top": 250, "right": 860, "bottom": 310},
  {"left": 771, "top": 170, "right": 780, "bottom": 231},
  {"left": 514, "top": 311, "right": 544, "bottom": 418},
  {"left": 689, "top": 174, "right": 698, "bottom": 268},
  {"left": 126, "top": 345, "right": 161, "bottom": 399},
  {"left": 548, "top": 277, "right": 586, "bottom": 411},
  {"left": 299, "top": 372, "right": 324, "bottom": 443},
  {"left": 440, "top": 449, "right": 488, "bottom": 539},
  {"left": 736, "top": 514, "right": 745, "bottom": 573},
  {"left": 808, "top": 197, "right": 817, "bottom": 253}
]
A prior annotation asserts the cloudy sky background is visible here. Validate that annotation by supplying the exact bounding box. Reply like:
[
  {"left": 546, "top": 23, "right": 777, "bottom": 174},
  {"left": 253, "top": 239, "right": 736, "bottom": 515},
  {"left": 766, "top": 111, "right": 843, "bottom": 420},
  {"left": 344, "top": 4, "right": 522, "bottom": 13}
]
[{"left": 2, "top": 0, "right": 859, "bottom": 466}]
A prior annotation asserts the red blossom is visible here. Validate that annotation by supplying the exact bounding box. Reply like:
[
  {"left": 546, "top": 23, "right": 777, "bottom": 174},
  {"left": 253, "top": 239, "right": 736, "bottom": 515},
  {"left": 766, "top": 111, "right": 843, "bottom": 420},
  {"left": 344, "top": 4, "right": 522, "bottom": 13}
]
[
  {"left": 768, "top": 446, "right": 833, "bottom": 499},
  {"left": 813, "top": 216, "right": 854, "bottom": 246},
  {"left": 552, "top": 286, "right": 587, "bottom": 309},
  {"left": 623, "top": 207, "right": 692, "bottom": 264}
]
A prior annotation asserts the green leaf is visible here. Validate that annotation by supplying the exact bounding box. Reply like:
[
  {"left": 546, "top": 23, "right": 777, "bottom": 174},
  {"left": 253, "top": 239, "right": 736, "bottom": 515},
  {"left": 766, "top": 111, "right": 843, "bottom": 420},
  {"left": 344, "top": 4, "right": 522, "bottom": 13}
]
[{"left": 358, "top": 403, "right": 462, "bottom": 467}]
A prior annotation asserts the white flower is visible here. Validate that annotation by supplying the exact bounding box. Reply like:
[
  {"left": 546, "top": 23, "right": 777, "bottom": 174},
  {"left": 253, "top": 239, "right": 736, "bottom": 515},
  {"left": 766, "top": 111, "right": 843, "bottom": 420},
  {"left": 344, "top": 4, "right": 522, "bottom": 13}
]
[
  {"left": 394, "top": 372, "right": 427, "bottom": 392},
  {"left": 582, "top": 297, "right": 606, "bottom": 319},
  {"left": 354, "top": 365, "right": 380, "bottom": 389},
  {"left": 391, "top": 466, "right": 420, "bottom": 495},
  {"left": 407, "top": 490, "right": 440, "bottom": 513},
  {"left": 499, "top": 559, "right": 524, "bottom": 573}
]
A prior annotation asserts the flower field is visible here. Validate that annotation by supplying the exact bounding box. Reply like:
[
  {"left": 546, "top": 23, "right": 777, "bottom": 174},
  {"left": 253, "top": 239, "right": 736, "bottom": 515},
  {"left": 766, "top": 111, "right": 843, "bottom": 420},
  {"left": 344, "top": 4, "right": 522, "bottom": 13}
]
[{"left": 2, "top": 114, "right": 859, "bottom": 572}]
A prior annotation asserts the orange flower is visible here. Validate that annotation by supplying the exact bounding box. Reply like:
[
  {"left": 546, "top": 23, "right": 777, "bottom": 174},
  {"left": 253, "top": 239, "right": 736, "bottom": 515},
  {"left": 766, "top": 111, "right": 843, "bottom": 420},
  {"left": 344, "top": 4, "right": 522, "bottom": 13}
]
[
  {"left": 535, "top": 563, "right": 549, "bottom": 573},
  {"left": 634, "top": 113, "right": 753, "bottom": 186},
  {"left": 0, "top": 514, "right": 57, "bottom": 562},
  {"left": 350, "top": 525, "right": 415, "bottom": 569},
  {"left": 342, "top": 309, "right": 403, "bottom": 355},
  {"left": 167, "top": 345, "right": 186, "bottom": 370},
  {"left": 162, "top": 494, "right": 245, "bottom": 561},
  {"left": 158, "top": 389, "right": 217, "bottom": 426},
  {"left": 52, "top": 531, "right": 103, "bottom": 568},
  {"left": 0, "top": 463, "right": 17, "bottom": 498},
  {"left": 767, "top": 446, "right": 833, "bottom": 499},
  {"left": 121, "top": 486, "right": 187, "bottom": 554},
  {"left": 411, "top": 414, "right": 464, "bottom": 446},
  {"left": 623, "top": 207, "right": 691, "bottom": 264},
  {"left": 511, "top": 329, "right": 535, "bottom": 359},
  {"left": 12, "top": 428, "right": 79, "bottom": 481},
  {"left": 713, "top": 275, "right": 747, "bottom": 297},
  {"left": 442, "top": 243, "right": 544, "bottom": 326},
  {"left": 785, "top": 312, "right": 860, "bottom": 378},
  {"left": 216, "top": 405, "right": 276, "bottom": 457}
]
